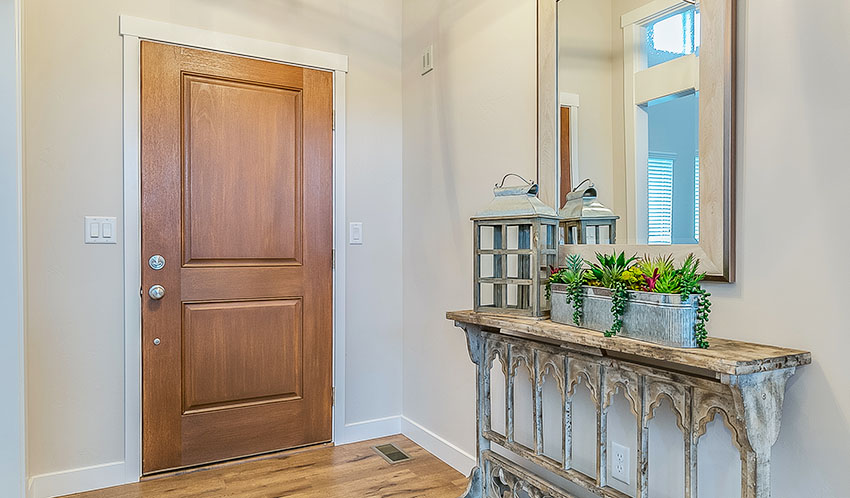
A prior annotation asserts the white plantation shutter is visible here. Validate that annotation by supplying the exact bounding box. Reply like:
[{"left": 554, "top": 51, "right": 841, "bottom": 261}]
[
  {"left": 647, "top": 153, "right": 674, "bottom": 244},
  {"left": 694, "top": 154, "right": 700, "bottom": 241}
]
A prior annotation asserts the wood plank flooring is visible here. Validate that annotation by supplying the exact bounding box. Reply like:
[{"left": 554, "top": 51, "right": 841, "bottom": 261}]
[{"left": 63, "top": 435, "right": 468, "bottom": 498}]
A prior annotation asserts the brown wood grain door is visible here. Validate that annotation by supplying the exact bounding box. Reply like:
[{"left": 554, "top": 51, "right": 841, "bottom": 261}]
[
  {"left": 559, "top": 105, "right": 572, "bottom": 208},
  {"left": 140, "top": 41, "right": 333, "bottom": 475}
]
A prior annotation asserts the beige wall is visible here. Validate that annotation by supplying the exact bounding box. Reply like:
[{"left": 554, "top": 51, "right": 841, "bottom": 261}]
[
  {"left": 24, "top": 0, "right": 403, "bottom": 483},
  {"left": 403, "top": 0, "right": 850, "bottom": 495},
  {"left": 401, "top": 0, "right": 537, "bottom": 458},
  {"left": 558, "top": 0, "right": 616, "bottom": 211}
]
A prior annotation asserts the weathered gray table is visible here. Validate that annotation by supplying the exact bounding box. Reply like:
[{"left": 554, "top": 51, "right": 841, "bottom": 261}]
[{"left": 447, "top": 310, "right": 811, "bottom": 498}]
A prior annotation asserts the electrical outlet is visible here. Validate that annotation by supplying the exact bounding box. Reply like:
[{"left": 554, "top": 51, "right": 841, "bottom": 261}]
[{"left": 611, "top": 441, "right": 630, "bottom": 484}]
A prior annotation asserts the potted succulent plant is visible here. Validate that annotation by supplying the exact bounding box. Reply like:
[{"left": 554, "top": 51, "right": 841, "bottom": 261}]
[{"left": 548, "top": 252, "right": 711, "bottom": 348}]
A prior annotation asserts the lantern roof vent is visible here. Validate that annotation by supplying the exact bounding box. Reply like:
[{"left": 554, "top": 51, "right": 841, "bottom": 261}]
[
  {"left": 559, "top": 179, "right": 619, "bottom": 220},
  {"left": 472, "top": 174, "right": 559, "bottom": 221}
]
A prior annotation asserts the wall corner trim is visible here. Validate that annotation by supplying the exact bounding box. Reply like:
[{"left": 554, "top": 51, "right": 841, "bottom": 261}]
[{"left": 400, "top": 416, "right": 476, "bottom": 475}]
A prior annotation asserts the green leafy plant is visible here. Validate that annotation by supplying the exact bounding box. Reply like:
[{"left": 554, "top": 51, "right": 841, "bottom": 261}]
[
  {"left": 561, "top": 254, "right": 586, "bottom": 325},
  {"left": 587, "top": 251, "right": 636, "bottom": 337},
  {"left": 635, "top": 253, "right": 711, "bottom": 348},
  {"left": 635, "top": 254, "right": 676, "bottom": 292},
  {"left": 548, "top": 255, "right": 587, "bottom": 325},
  {"left": 587, "top": 251, "right": 637, "bottom": 288},
  {"left": 676, "top": 254, "right": 711, "bottom": 348},
  {"left": 579, "top": 252, "right": 712, "bottom": 348}
]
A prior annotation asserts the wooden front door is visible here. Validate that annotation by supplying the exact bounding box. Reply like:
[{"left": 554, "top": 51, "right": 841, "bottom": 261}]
[{"left": 140, "top": 41, "right": 333, "bottom": 475}]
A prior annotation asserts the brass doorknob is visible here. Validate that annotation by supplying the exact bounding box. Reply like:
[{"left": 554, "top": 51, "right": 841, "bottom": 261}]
[{"left": 148, "top": 285, "right": 165, "bottom": 300}]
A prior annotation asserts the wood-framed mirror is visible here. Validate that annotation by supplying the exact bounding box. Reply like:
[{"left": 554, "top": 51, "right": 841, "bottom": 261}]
[{"left": 537, "top": 0, "right": 736, "bottom": 281}]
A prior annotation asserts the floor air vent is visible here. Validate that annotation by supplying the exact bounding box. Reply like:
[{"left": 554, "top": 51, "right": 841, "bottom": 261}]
[{"left": 372, "top": 443, "right": 411, "bottom": 464}]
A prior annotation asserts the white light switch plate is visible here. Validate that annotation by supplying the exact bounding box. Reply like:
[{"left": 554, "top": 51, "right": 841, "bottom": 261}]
[
  {"left": 85, "top": 216, "right": 117, "bottom": 244},
  {"left": 421, "top": 44, "right": 434, "bottom": 75},
  {"left": 349, "top": 222, "right": 363, "bottom": 245}
]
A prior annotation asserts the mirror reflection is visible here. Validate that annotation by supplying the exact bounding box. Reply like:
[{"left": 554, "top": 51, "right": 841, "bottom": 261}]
[{"left": 558, "top": 0, "right": 701, "bottom": 245}]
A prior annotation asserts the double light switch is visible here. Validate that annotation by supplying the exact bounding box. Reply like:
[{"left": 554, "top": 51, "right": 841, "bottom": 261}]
[{"left": 85, "top": 216, "right": 117, "bottom": 244}]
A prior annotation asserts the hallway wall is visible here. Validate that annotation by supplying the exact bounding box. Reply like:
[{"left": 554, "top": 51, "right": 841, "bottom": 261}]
[{"left": 23, "top": 1, "right": 403, "bottom": 495}]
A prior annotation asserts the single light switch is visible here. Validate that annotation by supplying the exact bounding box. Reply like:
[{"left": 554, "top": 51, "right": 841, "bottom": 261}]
[
  {"left": 349, "top": 222, "right": 363, "bottom": 245},
  {"left": 86, "top": 216, "right": 118, "bottom": 244}
]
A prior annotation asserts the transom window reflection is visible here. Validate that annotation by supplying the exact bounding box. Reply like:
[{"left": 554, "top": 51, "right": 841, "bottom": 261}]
[{"left": 646, "top": 7, "right": 700, "bottom": 68}]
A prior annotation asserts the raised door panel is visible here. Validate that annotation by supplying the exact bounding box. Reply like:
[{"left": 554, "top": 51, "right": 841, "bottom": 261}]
[
  {"left": 183, "top": 74, "right": 302, "bottom": 266},
  {"left": 182, "top": 299, "right": 303, "bottom": 414}
]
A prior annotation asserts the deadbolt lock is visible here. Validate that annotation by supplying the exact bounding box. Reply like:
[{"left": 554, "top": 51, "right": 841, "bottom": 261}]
[{"left": 149, "top": 254, "right": 166, "bottom": 270}]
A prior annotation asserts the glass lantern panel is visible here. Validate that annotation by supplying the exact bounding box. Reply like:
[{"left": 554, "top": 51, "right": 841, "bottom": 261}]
[
  {"left": 507, "top": 225, "right": 532, "bottom": 250},
  {"left": 540, "top": 284, "right": 551, "bottom": 310},
  {"left": 599, "top": 225, "right": 611, "bottom": 243},
  {"left": 507, "top": 254, "right": 531, "bottom": 279},
  {"left": 545, "top": 224, "right": 556, "bottom": 250},
  {"left": 479, "top": 254, "right": 503, "bottom": 279},
  {"left": 585, "top": 225, "right": 597, "bottom": 244},
  {"left": 506, "top": 284, "right": 531, "bottom": 309},
  {"left": 568, "top": 225, "right": 579, "bottom": 244},
  {"left": 545, "top": 254, "right": 557, "bottom": 272},
  {"left": 479, "top": 282, "right": 502, "bottom": 308},
  {"left": 479, "top": 225, "right": 503, "bottom": 250}
]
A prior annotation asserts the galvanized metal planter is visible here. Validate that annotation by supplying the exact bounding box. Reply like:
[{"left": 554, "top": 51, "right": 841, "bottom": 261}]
[{"left": 550, "top": 284, "right": 700, "bottom": 348}]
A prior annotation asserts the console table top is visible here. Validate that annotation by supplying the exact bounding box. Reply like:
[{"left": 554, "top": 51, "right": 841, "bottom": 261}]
[{"left": 447, "top": 310, "right": 811, "bottom": 376}]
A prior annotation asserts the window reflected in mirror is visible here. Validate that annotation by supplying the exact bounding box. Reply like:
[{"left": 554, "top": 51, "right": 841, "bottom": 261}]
[{"left": 558, "top": 0, "right": 702, "bottom": 245}]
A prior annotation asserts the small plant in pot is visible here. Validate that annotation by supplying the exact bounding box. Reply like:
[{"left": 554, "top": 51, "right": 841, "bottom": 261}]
[{"left": 549, "top": 252, "right": 712, "bottom": 349}]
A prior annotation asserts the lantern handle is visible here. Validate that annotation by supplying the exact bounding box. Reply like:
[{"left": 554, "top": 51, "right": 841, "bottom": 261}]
[
  {"left": 572, "top": 178, "right": 594, "bottom": 192},
  {"left": 496, "top": 173, "right": 534, "bottom": 189}
]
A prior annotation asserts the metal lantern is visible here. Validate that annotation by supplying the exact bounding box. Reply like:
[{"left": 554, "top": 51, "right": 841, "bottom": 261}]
[
  {"left": 472, "top": 174, "right": 559, "bottom": 317},
  {"left": 559, "top": 179, "right": 619, "bottom": 245}
]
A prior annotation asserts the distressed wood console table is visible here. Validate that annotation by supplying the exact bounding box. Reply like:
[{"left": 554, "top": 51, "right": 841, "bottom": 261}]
[{"left": 447, "top": 311, "right": 811, "bottom": 498}]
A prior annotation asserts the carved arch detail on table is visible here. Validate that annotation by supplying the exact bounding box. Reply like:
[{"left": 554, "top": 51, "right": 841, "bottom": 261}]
[
  {"left": 646, "top": 378, "right": 689, "bottom": 434},
  {"left": 694, "top": 389, "right": 750, "bottom": 455},
  {"left": 602, "top": 367, "right": 641, "bottom": 420},
  {"left": 567, "top": 357, "right": 600, "bottom": 404},
  {"left": 485, "top": 337, "right": 510, "bottom": 380},
  {"left": 537, "top": 351, "right": 566, "bottom": 392},
  {"left": 509, "top": 343, "right": 536, "bottom": 384}
]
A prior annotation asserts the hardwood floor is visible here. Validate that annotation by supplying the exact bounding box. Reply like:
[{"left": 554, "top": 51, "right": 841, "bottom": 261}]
[{"left": 64, "top": 435, "right": 468, "bottom": 498}]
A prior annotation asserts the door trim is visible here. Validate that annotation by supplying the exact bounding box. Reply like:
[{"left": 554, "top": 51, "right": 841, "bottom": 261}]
[
  {"left": 121, "top": 17, "right": 348, "bottom": 483},
  {"left": 2, "top": 0, "right": 26, "bottom": 496}
]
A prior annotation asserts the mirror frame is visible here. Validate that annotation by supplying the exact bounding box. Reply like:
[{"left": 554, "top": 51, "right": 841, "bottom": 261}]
[{"left": 537, "top": 0, "right": 736, "bottom": 282}]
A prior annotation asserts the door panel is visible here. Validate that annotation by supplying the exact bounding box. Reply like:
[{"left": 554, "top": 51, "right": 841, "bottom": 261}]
[
  {"left": 182, "top": 299, "right": 303, "bottom": 413},
  {"left": 141, "top": 41, "right": 333, "bottom": 474},
  {"left": 183, "top": 74, "right": 302, "bottom": 266}
]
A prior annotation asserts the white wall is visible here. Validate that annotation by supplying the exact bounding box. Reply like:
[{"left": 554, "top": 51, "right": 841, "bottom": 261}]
[
  {"left": 401, "top": 0, "right": 536, "bottom": 462},
  {"left": 402, "top": 0, "right": 850, "bottom": 496},
  {"left": 558, "top": 0, "right": 616, "bottom": 210},
  {"left": 24, "top": 0, "right": 403, "bottom": 492},
  {"left": 0, "top": 0, "right": 25, "bottom": 496}
]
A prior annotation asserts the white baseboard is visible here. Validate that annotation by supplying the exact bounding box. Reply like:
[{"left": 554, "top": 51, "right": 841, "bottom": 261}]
[
  {"left": 27, "top": 416, "right": 401, "bottom": 498},
  {"left": 401, "top": 416, "right": 475, "bottom": 475},
  {"left": 25, "top": 415, "right": 467, "bottom": 497},
  {"left": 336, "top": 415, "right": 401, "bottom": 445},
  {"left": 28, "top": 461, "right": 127, "bottom": 498}
]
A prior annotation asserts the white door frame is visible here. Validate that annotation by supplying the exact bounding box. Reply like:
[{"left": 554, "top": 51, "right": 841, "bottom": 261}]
[
  {"left": 120, "top": 16, "right": 349, "bottom": 482},
  {"left": 1, "top": 0, "right": 26, "bottom": 496}
]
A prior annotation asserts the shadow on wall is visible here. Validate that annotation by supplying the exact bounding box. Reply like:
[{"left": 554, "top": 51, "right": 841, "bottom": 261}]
[{"left": 411, "top": 0, "right": 537, "bottom": 253}]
